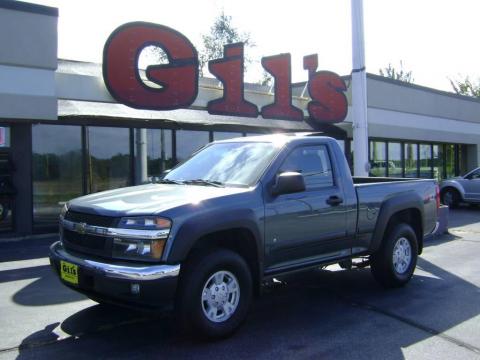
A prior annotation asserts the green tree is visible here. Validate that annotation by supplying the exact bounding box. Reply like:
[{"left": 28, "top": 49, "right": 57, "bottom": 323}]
[
  {"left": 449, "top": 76, "right": 480, "bottom": 97},
  {"left": 199, "top": 12, "right": 254, "bottom": 77},
  {"left": 379, "top": 61, "right": 414, "bottom": 83}
]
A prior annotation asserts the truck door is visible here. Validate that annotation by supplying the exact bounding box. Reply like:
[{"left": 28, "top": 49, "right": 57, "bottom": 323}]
[{"left": 264, "top": 144, "right": 349, "bottom": 269}]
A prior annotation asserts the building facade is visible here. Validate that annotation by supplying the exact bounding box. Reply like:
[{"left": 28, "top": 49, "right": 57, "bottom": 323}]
[{"left": 0, "top": 1, "right": 479, "bottom": 236}]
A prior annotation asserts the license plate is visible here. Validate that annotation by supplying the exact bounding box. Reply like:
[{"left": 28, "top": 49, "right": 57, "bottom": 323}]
[{"left": 60, "top": 261, "right": 79, "bottom": 285}]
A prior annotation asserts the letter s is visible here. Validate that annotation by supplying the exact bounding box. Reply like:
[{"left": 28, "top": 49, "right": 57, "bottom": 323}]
[
  {"left": 103, "top": 22, "right": 198, "bottom": 110},
  {"left": 304, "top": 54, "right": 347, "bottom": 124}
]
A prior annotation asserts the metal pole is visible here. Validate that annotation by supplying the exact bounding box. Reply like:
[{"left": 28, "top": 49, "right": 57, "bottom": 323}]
[
  {"left": 135, "top": 128, "right": 148, "bottom": 184},
  {"left": 351, "top": 0, "right": 369, "bottom": 176}
]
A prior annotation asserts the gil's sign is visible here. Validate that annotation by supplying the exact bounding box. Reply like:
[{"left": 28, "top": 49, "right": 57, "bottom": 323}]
[{"left": 103, "top": 22, "right": 347, "bottom": 123}]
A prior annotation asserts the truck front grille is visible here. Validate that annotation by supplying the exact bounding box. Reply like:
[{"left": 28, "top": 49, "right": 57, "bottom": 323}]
[
  {"left": 63, "top": 229, "right": 112, "bottom": 258},
  {"left": 62, "top": 211, "right": 117, "bottom": 258},
  {"left": 64, "top": 210, "right": 118, "bottom": 228}
]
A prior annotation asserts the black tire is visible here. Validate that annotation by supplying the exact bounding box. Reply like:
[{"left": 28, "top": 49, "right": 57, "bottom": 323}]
[
  {"left": 176, "top": 248, "right": 253, "bottom": 339},
  {"left": 370, "top": 223, "right": 418, "bottom": 288},
  {"left": 441, "top": 188, "right": 460, "bottom": 208}
]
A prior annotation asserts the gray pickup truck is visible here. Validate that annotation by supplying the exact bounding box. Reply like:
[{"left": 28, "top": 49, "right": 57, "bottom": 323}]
[{"left": 50, "top": 133, "right": 439, "bottom": 338}]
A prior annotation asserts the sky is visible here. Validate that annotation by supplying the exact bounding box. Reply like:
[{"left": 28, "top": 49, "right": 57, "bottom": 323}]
[{"left": 30, "top": 0, "right": 480, "bottom": 92}]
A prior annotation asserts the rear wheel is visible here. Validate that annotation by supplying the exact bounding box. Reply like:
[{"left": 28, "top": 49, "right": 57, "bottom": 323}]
[
  {"left": 176, "top": 248, "right": 252, "bottom": 339},
  {"left": 442, "top": 188, "right": 460, "bottom": 208},
  {"left": 371, "top": 223, "right": 418, "bottom": 288}
]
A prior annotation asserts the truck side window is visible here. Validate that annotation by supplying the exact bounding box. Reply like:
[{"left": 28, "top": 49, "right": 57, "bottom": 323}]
[{"left": 279, "top": 145, "right": 334, "bottom": 189}]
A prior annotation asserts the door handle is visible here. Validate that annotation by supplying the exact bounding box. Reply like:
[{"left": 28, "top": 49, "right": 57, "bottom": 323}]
[{"left": 326, "top": 195, "right": 343, "bottom": 206}]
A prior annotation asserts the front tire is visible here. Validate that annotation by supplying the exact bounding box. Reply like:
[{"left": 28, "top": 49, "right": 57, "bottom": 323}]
[
  {"left": 442, "top": 188, "right": 460, "bottom": 208},
  {"left": 371, "top": 223, "right": 418, "bottom": 288},
  {"left": 176, "top": 249, "right": 253, "bottom": 339}
]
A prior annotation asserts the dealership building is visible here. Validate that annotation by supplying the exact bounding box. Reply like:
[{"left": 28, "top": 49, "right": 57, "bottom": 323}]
[{"left": 0, "top": 0, "right": 479, "bottom": 237}]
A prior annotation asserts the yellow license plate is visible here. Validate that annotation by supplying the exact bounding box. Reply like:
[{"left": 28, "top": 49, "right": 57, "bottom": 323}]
[{"left": 60, "top": 261, "right": 79, "bottom": 285}]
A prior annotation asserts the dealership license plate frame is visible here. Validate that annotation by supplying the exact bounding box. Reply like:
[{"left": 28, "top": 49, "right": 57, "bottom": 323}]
[{"left": 60, "top": 260, "right": 79, "bottom": 285}]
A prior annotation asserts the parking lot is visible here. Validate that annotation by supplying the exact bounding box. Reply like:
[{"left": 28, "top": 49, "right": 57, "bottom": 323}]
[{"left": 0, "top": 208, "right": 479, "bottom": 360}]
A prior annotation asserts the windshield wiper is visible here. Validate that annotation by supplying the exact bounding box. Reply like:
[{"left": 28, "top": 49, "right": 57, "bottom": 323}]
[
  {"left": 182, "top": 179, "right": 225, "bottom": 187},
  {"left": 157, "top": 179, "right": 185, "bottom": 185}
]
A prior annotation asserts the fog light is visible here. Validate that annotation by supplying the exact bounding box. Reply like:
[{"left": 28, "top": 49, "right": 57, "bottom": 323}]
[{"left": 131, "top": 283, "right": 140, "bottom": 294}]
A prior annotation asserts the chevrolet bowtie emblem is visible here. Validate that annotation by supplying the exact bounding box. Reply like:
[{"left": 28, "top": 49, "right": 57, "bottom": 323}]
[{"left": 76, "top": 222, "right": 87, "bottom": 235}]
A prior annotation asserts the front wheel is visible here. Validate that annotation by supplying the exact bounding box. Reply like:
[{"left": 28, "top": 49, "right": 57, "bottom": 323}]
[
  {"left": 442, "top": 188, "right": 460, "bottom": 208},
  {"left": 176, "top": 249, "right": 253, "bottom": 339},
  {"left": 370, "top": 223, "right": 418, "bottom": 288}
]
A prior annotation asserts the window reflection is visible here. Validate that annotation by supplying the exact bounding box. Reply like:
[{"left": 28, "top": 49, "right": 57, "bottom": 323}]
[
  {"left": 388, "top": 142, "right": 402, "bottom": 177},
  {"left": 433, "top": 144, "right": 444, "bottom": 181},
  {"left": 404, "top": 143, "right": 418, "bottom": 178},
  {"left": 32, "top": 124, "right": 83, "bottom": 226},
  {"left": 134, "top": 129, "right": 173, "bottom": 183},
  {"left": 419, "top": 144, "right": 432, "bottom": 178},
  {"left": 369, "top": 141, "right": 386, "bottom": 177},
  {"left": 87, "top": 127, "right": 130, "bottom": 193},
  {"left": 445, "top": 144, "right": 455, "bottom": 178},
  {"left": 175, "top": 130, "right": 210, "bottom": 163}
]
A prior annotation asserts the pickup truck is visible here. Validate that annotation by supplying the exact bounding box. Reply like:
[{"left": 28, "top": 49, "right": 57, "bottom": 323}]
[
  {"left": 440, "top": 167, "right": 480, "bottom": 207},
  {"left": 50, "top": 133, "right": 439, "bottom": 338}
]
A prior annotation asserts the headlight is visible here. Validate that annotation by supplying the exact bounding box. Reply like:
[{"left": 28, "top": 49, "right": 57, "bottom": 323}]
[
  {"left": 113, "top": 216, "right": 171, "bottom": 261},
  {"left": 118, "top": 216, "right": 171, "bottom": 230}
]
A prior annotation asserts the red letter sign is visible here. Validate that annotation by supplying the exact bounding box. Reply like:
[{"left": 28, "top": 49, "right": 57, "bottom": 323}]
[
  {"left": 260, "top": 54, "right": 303, "bottom": 121},
  {"left": 303, "top": 54, "right": 347, "bottom": 123},
  {"left": 208, "top": 43, "right": 258, "bottom": 117},
  {"left": 103, "top": 22, "right": 198, "bottom": 110}
]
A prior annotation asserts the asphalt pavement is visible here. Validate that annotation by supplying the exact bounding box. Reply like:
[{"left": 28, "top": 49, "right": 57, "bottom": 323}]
[{"left": 0, "top": 207, "right": 479, "bottom": 360}]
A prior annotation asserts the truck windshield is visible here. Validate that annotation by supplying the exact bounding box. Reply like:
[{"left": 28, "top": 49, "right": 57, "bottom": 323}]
[{"left": 164, "top": 142, "right": 280, "bottom": 187}]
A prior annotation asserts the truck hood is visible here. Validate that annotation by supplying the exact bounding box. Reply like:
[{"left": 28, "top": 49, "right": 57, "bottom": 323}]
[{"left": 67, "top": 183, "right": 249, "bottom": 217}]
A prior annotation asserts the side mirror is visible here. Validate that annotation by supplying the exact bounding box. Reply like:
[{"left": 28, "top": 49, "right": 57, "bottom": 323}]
[{"left": 271, "top": 172, "right": 306, "bottom": 196}]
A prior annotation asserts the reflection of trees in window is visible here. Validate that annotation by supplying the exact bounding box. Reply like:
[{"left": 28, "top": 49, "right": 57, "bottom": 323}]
[
  {"left": 445, "top": 144, "right": 455, "bottom": 178},
  {"left": 32, "top": 124, "right": 83, "bottom": 226},
  {"left": 87, "top": 127, "right": 131, "bottom": 193},
  {"left": 419, "top": 144, "right": 432, "bottom": 178},
  {"left": 404, "top": 143, "right": 418, "bottom": 178},
  {"left": 432, "top": 145, "right": 444, "bottom": 180},
  {"left": 388, "top": 142, "right": 402, "bottom": 177},
  {"left": 369, "top": 141, "right": 386, "bottom": 177}
]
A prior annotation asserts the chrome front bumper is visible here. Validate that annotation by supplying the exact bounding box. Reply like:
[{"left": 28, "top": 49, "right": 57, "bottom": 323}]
[{"left": 50, "top": 241, "right": 180, "bottom": 281}]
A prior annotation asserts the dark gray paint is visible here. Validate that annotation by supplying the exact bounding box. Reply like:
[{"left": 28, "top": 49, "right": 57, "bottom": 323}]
[{"left": 67, "top": 135, "right": 438, "bottom": 279}]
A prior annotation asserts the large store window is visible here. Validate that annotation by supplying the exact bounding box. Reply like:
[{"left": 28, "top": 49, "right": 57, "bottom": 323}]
[
  {"left": 32, "top": 124, "right": 83, "bottom": 226},
  {"left": 369, "top": 141, "right": 387, "bottom": 177},
  {"left": 433, "top": 144, "right": 444, "bottom": 181},
  {"left": 87, "top": 127, "right": 131, "bottom": 193},
  {"left": 388, "top": 142, "right": 403, "bottom": 177},
  {"left": 134, "top": 128, "right": 173, "bottom": 183},
  {"left": 458, "top": 145, "right": 469, "bottom": 175},
  {"left": 445, "top": 144, "right": 456, "bottom": 179},
  {"left": 419, "top": 144, "right": 432, "bottom": 178},
  {"left": 404, "top": 143, "right": 418, "bottom": 178},
  {"left": 0, "top": 126, "right": 13, "bottom": 232},
  {"left": 176, "top": 130, "right": 210, "bottom": 163}
]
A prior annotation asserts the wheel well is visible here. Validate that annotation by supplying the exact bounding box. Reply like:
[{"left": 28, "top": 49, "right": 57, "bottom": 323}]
[
  {"left": 441, "top": 187, "right": 460, "bottom": 197},
  {"left": 187, "top": 228, "right": 260, "bottom": 294},
  {"left": 385, "top": 208, "right": 423, "bottom": 254}
]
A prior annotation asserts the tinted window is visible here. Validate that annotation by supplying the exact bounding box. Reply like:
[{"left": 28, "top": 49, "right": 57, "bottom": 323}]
[
  {"left": 176, "top": 130, "right": 210, "bottom": 163},
  {"left": 87, "top": 126, "right": 131, "bottom": 193},
  {"left": 279, "top": 145, "right": 334, "bottom": 189},
  {"left": 32, "top": 124, "right": 83, "bottom": 227}
]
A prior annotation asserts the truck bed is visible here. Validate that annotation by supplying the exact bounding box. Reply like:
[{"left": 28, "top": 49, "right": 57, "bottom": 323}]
[{"left": 353, "top": 176, "right": 438, "bottom": 250}]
